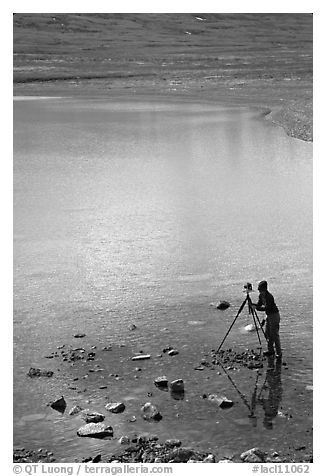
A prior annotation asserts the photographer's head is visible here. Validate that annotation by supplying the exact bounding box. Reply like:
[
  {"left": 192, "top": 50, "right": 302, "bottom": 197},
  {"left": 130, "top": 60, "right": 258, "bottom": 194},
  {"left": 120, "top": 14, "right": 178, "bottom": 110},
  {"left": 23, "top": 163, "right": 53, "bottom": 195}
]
[{"left": 258, "top": 280, "right": 268, "bottom": 292}]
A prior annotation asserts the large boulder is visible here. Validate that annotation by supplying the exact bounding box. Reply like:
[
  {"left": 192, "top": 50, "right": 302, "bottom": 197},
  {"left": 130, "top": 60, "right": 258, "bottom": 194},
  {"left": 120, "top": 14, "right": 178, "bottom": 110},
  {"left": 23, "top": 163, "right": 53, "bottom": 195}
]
[
  {"left": 77, "top": 423, "right": 113, "bottom": 438},
  {"left": 141, "top": 402, "right": 162, "bottom": 421}
]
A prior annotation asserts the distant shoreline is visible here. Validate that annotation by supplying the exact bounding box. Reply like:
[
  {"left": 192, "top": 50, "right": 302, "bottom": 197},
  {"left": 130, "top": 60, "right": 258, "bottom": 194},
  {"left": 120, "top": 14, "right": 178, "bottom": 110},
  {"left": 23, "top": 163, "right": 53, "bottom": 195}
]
[
  {"left": 13, "top": 82, "right": 312, "bottom": 143},
  {"left": 13, "top": 13, "right": 312, "bottom": 143}
]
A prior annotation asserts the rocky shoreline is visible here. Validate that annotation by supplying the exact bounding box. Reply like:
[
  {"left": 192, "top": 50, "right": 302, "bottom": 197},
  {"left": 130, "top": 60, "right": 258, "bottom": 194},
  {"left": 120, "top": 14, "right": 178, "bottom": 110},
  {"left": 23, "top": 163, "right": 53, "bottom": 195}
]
[
  {"left": 14, "top": 439, "right": 313, "bottom": 464},
  {"left": 16, "top": 332, "right": 312, "bottom": 464}
]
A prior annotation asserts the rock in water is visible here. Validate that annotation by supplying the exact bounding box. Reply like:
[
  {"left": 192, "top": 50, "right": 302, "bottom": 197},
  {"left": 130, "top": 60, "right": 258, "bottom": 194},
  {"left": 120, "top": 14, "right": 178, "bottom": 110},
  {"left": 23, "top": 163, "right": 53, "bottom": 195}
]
[
  {"left": 240, "top": 448, "right": 266, "bottom": 463},
  {"left": 154, "top": 376, "right": 169, "bottom": 388},
  {"left": 165, "top": 439, "right": 182, "bottom": 448},
  {"left": 203, "top": 454, "right": 215, "bottom": 463},
  {"left": 105, "top": 402, "right": 125, "bottom": 413},
  {"left": 216, "top": 301, "right": 230, "bottom": 310},
  {"left": 132, "top": 354, "right": 151, "bottom": 361},
  {"left": 119, "top": 436, "right": 130, "bottom": 445},
  {"left": 168, "top": 349, "right": 179, "bottom": 356},
  {"left": 207, "top": 394, "right": 234, "bottom": 408},
  {"left": 50, "top": 396, "right": 66, "bottom": 413},
  {"left": 141, "top": 402, "right": 162, "bottom": 421},
  {"left": 170, "top": 379, "right": 185, "bottom": 393},
  {"left": 244, "top": 324, "right": 255, "bottom": 332},
  {"left": 77, "top": 423, "right": 113, "bottom": 438},
  {"left": 81, "top": 411, "right": 105, "bottom": 423},
  {"left": 247, "top": 361, "right": 263, "bottom": 369},
  {"left": 168, "top": 448, "right": 195, "bottom": 463}
]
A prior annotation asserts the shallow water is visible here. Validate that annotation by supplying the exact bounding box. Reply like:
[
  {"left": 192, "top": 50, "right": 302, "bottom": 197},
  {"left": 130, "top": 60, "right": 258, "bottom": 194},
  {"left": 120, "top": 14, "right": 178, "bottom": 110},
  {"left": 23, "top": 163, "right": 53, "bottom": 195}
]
[{"left": 13, "top": 96, "right": 312, "bottom": 460}]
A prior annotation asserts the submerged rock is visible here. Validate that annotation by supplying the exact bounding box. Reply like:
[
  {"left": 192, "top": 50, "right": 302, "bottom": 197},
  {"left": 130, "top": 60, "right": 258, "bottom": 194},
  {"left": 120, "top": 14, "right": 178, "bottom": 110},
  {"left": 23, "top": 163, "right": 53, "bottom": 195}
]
[
  {"left": 77, "top": 423, "right": 113, "bottom": 438},
  {"left": 141, "top": 402, "right": 162, "bottom": 421},
  {"left": 162, "top": 346, "right": 173, "bottom": 353},
  {"left": 105, "top": 402, "right": 126, "bottom": 414},
  {"left": 168, "top": 447, "right": 195, "bottom": 462},
  {"left": 119, "top": 436, "right": 130, "bottom": 445},
  {"left": 247, "top": 361, "right": 264, "bottom": 369},
  {"left": 69, "top": 405, "right": 84, "bottom": 416},
  {"left": 27, "top": 368, "right": 54, "bottom": 378},
  {"left": 13, "top": 447, "right": 56, "bottom": 463},
  {"left": 81, "top": 411, "right": 105, "bottom": 423}
]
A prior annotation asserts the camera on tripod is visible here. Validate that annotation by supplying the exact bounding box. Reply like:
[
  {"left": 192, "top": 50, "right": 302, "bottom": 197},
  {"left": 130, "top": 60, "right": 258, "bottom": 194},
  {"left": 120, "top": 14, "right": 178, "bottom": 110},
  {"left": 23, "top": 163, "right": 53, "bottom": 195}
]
[
  {"left": 216, "top": 282, "right": 267, "bottom": 353},
  {"left": 243, "top": 282, "right": 253, "bottom": 293}
]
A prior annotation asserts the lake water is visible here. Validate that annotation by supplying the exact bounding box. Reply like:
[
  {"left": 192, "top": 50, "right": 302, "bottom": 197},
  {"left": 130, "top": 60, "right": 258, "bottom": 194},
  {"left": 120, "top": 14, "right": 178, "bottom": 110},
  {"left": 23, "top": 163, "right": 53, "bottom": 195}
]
[{"left": 13, "top": 97, "right": 312, "bottom": 461}]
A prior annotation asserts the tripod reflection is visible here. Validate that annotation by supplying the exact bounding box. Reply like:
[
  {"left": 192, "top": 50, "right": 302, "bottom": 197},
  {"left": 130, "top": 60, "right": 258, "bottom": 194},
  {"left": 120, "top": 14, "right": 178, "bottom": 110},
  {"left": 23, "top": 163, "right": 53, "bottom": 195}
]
[{"left": 220, "top": 356, "right": 283, "bottom": 429}]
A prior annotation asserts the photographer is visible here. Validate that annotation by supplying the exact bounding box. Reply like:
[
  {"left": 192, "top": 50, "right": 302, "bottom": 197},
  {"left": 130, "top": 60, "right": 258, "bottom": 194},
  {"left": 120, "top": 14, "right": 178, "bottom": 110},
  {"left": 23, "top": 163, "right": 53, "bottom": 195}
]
[{"left": 253, "top": 280, "right": 282, "bottom": 360}]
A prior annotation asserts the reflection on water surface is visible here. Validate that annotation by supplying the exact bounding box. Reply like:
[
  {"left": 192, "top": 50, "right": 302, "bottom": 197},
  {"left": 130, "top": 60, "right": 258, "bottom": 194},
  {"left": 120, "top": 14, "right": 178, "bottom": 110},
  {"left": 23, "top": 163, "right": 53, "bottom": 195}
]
[{"left": 13, "top": 97, "right": 312, "bottom": 460}]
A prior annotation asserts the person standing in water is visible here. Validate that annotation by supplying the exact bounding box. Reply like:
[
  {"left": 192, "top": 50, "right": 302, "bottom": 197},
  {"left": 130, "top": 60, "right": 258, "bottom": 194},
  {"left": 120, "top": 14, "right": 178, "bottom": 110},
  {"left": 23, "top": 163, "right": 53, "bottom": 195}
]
[{"left": 253, "top": 280, "right": 282, "bottom": 359}]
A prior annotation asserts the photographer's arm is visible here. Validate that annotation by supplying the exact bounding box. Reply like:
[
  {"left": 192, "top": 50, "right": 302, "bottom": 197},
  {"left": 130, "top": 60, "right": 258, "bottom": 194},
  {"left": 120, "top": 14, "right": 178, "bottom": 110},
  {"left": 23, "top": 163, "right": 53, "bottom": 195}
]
[{"left": 253, "top": 295, "right": 265, "bottom": 312}]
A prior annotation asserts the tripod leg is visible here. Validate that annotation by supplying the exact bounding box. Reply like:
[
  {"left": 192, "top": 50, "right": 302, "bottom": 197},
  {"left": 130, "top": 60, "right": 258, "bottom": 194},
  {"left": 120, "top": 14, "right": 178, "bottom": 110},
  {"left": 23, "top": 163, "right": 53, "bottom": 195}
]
[
  {"left": 251, "top": 307, "right": 262, "bottom": 347},
  {"left": 252, "top": 306, "right": 268, "bottom": 341},
  {"left": 247, "top": 296, "right": 262, "bottom": 346},
  {"left": 216, "top": 296, "right": 248, "bottom": 353}
]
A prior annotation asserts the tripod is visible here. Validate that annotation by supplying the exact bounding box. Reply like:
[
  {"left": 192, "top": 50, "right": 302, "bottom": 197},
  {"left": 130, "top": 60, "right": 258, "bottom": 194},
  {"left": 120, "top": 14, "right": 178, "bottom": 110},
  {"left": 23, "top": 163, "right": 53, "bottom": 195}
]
[{"left": 216, "top": 288, "right": 267, "bottom": 354}]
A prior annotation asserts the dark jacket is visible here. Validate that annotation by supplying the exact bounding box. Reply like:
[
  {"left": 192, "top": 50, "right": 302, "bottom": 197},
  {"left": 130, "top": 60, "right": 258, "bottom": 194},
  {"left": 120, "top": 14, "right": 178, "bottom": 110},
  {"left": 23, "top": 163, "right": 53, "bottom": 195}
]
[{"left": 255, "top": 290, "right": 279, "bottom": 316}]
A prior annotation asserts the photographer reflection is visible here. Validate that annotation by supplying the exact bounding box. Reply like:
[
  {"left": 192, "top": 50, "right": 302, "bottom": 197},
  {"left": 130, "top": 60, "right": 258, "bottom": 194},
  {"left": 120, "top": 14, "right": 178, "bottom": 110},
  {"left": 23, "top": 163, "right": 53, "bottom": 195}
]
[
  {"left": 258, "top": 357, "right": 283, "bottom": 429},
  {"left": 221, "top": 358, "right": 283, "bottom": 430}
]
